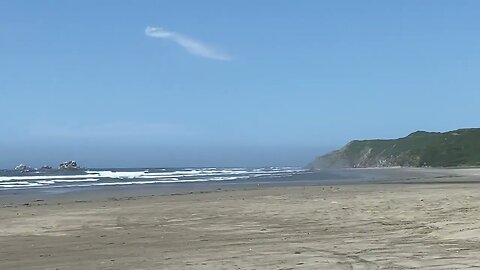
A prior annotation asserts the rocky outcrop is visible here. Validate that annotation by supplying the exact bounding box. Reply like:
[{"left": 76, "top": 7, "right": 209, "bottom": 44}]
[
  {"left": 14, "top": 164, "right": 34, "bottom": 173},
  {"left": 59, "top": 161, "right": 79, "bottom": 170},
  {"left": 12, "top": 162, "right": 80, "bottom": 173}
]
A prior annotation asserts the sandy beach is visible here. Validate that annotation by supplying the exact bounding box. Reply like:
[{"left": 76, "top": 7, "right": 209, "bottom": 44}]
[{"left": 2, "top": 170, "right": 480, "bottom": 269}]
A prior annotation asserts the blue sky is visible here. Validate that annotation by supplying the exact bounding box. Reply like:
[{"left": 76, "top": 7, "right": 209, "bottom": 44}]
[{"left": 1, "top": 1, "right": 480, "bottom": 168}]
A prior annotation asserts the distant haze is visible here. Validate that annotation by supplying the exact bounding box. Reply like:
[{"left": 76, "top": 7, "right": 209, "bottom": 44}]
[{"left": 0, "top": 142, "right": 331, "bottom": 169}]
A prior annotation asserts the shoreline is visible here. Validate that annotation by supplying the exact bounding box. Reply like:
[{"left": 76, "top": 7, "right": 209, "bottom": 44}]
[{"left": 1, "top": 167, "right": 479, "bottom": 206}]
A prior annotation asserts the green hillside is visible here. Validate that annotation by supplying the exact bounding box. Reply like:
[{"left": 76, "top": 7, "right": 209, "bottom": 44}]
[{"left": 309, "top": 128, "right": 480, "bottom": 169}]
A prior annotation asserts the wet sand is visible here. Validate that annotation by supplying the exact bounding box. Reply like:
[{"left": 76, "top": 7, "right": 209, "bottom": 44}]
[{"left": 2, "top": 170, "right": 480, "bottom": 269}]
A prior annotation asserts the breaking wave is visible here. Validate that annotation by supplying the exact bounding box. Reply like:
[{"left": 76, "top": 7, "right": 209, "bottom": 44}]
[{"left": 0, "top": 167, "right": 305, "bottom": 190}]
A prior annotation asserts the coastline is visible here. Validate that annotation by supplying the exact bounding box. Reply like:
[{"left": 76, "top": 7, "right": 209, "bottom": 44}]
[
  {"left": 0, "top": 167, "right": 474, "bottom": 206},
  {"left": 2, "top": 168, "right": 480, "bottom": 269}
]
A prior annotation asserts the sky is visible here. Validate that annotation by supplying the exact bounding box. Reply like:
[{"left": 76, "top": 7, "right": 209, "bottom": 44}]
[{"left": 1, "top": 1, "right": 480, "bottom": 168}]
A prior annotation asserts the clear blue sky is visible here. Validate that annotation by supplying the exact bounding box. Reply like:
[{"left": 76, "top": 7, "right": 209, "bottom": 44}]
[{"left": 1, "top": 1, "right": 479, "bottom": 168}]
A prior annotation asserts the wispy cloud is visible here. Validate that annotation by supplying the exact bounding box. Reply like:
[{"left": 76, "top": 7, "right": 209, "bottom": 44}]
[{"left": 145, "top": 26, "right": 231, "bottom": 61}]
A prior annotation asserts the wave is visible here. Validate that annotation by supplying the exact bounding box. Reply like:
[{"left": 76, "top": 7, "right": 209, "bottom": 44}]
[{"left": 0, "top": 167, "right": 305, "bottom": 190}]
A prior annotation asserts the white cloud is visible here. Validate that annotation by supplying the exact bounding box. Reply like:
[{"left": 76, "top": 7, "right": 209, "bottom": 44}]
[{"left": 145, "top": 26, "right": 231, "bottom": 61}]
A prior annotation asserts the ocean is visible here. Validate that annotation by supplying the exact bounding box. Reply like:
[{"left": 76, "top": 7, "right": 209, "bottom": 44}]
[
  {"left": 0, "top": 166, "right": 379, "bottom": 193},
  {"left": 0, "top": 167, "right": 306, "bottom": 190}
]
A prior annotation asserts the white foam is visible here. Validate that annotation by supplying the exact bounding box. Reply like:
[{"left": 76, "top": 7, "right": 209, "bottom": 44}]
[
  {"left": 0, "top": 174, "right": 99, "bottom": 182},
  {"left": 83, "top": 169, "right": 254, "bottom": 180},
  {"left": 0, "top": 181, "right": 31, "bottom": 185},
  {"left": 36, "top": 180, "right": 55, "bottom": 185},
  {"left": 95, "top": 180, "right": 172, "bottom": 186},
  {"left": 48, "top": 175, "right": 248, "bottom": 188},
  {"left": 85, "top": 170, "right": 147, "bottom": 179},
  {"left": 0, "top": 182, "right": 43, "bottom": 188},
  {"left": 35, "top": 179, "right": 100, "bottom": 184},
  {"left": 53, "top": 178, "right": 100, "bottom": 183}
]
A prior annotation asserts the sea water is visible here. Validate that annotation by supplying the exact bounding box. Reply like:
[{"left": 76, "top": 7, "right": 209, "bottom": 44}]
[{"left": 0, "top": 167, "right": 309, "bottom": 191}]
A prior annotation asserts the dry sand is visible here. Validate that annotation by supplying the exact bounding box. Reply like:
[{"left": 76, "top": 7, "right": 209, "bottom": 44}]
[{"left": 2, "top": 172, "right": 480, "bottom": 269}]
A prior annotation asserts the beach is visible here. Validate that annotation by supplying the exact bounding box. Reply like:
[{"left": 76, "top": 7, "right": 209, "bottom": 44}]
[{"left": 2, "top": 169, "right": 480, "bottom": 269}]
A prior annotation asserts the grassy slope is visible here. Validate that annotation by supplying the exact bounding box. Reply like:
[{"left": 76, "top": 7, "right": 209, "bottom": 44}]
[
  {"left": 340, "top": 128, "right": 480, "bottom": 167},
  {"left": 419, "top": 129, "right": 480, "bottom": 167}
]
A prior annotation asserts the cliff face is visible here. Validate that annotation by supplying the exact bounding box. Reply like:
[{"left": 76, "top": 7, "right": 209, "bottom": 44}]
[{"left": 309, "top": 128, "right": 480, "bottom": 169}]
